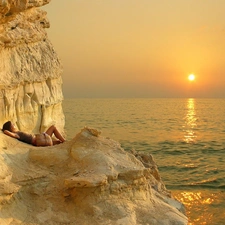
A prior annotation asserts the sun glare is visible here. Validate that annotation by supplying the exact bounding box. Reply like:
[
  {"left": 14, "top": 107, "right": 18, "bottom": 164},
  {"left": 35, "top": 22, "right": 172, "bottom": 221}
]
[{"left": 188, "top": 74, "right": 195, "bottom": 81}]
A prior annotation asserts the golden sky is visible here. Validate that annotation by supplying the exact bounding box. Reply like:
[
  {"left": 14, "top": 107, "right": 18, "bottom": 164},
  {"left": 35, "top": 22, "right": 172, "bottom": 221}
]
[{"left": 44, "top": 0, "right": 225, "bottom": 98}]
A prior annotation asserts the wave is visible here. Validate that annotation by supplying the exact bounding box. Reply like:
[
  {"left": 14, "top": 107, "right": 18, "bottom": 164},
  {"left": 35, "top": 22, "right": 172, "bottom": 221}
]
[
  {"left": 167, "top": 184, "right": 225, "bottom": 190},
  {"left": 167, "top": 177, "right": 225, "bottom": 190}
]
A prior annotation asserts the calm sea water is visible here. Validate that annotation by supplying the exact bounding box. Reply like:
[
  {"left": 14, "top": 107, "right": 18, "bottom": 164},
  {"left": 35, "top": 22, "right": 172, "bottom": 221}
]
[{"left": 63, "top": 98, "right": 225, "bottom": 225}]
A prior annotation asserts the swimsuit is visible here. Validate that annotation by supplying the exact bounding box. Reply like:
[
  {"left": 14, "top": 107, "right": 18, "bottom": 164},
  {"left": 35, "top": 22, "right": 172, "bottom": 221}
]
[{"left": 16, "top": 131, "right": 33, "bottom": 144}]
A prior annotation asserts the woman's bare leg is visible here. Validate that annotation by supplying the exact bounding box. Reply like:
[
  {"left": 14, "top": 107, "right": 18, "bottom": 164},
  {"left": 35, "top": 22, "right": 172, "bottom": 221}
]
[{"left": 45, "top": 125, "right": 65, "bottom": 143}]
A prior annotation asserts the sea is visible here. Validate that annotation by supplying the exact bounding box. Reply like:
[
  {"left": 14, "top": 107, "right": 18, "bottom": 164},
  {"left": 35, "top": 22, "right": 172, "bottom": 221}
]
[{"left": 63, "top": 98, "right": 225, "bottom": 225}]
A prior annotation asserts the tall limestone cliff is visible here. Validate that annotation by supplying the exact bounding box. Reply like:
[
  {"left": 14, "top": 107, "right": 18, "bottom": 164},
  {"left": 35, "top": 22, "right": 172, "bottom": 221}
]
[{"left": 0, "top": 0, "right": 64, "bottom": 133}]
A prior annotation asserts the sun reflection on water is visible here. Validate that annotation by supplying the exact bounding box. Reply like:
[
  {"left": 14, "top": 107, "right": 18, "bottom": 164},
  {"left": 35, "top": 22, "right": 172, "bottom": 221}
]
[
  {"left": 173, "top": 190, "right": 223, "bottom": 225},
  {"left": 184, "top": 98, "right": 197, "bottom": 143}
]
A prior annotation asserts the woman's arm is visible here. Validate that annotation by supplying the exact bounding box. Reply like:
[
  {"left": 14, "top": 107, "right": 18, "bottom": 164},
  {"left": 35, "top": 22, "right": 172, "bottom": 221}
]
[{"left": 3, "top": 130, "right": 20, "bottom": 139}]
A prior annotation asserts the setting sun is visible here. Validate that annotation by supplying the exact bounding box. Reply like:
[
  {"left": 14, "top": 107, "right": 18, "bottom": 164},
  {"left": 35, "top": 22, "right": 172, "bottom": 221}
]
[{"left": 188, "top": 74, "right": 195, "bottom": 81}]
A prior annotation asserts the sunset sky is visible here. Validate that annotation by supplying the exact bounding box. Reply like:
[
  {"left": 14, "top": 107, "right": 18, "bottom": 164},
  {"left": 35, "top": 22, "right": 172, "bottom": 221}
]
[{"left": 44, "top": 1, "right": 225, "bottom": 98}]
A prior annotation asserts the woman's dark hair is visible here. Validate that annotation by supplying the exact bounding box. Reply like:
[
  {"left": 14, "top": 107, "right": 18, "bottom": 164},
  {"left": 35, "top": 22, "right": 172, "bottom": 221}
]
[{"left": 2, "top": 121, "right": 12, "bottom": 131}]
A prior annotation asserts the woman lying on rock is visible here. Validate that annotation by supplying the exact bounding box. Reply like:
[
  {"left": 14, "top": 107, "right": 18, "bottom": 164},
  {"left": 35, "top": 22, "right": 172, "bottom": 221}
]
[{"left": 2, "top": 121, "right": 65, "bottom": 146}]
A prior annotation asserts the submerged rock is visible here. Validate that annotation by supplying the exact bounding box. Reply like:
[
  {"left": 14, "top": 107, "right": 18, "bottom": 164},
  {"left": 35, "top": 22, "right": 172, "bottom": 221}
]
[{"left": 0, "top": 127, "right": 188, "bottom": 225}]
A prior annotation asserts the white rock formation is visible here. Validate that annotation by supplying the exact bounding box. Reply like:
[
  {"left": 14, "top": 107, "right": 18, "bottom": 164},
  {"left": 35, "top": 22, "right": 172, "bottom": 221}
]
[
  {"left": 0, "top": 127, "right": 188, "bottom": 225},
  {"left": 0, "top": 0, "right": 64, "bottom": 133}
]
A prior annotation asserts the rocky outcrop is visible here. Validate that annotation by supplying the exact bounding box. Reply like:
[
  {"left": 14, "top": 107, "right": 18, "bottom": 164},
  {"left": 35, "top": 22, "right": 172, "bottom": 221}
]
[
  {"left": 0, "top": 128, "right": 188, "bottom": 225},
  {"left": 0, "top": 0, "right": 64, "bottom": 133}
]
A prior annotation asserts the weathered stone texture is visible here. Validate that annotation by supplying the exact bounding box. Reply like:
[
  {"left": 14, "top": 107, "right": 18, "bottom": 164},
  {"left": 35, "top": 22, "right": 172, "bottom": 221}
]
[
  {"left": 0, "top": 0, "right": 50, "bottom": 17},
  {"left": 0, "top": 0, "right": 64, "bottom": 133},
  {"left": 0, "top": 128, "right": 188, "bottom": 225}
]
